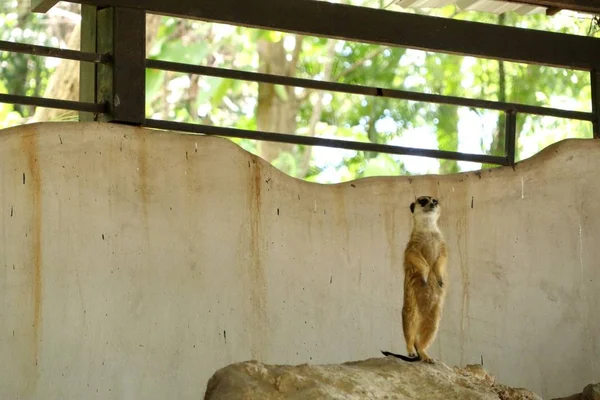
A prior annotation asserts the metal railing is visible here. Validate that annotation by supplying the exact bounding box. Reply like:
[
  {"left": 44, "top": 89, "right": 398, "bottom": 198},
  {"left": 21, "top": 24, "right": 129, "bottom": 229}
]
[
  {"left": 0, "top": 40, "right": 107, "bottom": 113},
  {"left": 0, "top": 0, "right": 599, "bottom": 168}
]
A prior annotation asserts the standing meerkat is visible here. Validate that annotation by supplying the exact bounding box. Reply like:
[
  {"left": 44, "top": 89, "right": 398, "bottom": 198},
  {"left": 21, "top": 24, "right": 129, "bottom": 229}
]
[{"left": 381, "top": 195, "right": 448, "bottom": 363}]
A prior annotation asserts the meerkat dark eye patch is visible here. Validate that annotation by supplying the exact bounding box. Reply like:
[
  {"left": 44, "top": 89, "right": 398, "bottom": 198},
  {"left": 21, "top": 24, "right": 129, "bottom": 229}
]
[
  {"left": 432, "top": 199, "right": 438, "bottom": 205},
  {"left": 418, "top": 198, "right": 429, "bottom": 207}
]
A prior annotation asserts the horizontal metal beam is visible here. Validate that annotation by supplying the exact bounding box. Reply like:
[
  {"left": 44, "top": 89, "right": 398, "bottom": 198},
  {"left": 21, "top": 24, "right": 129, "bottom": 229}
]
[
  {"left": 500, "top": 0, "right": 600, "bottom": 14},
  {"left": 144, "top": 118, "right": 508, "bottom": 165},
  {"left": 0, "top": 40, "right": 107, "bottom": 63},
  {"left": 30, "top": 0, "right": 59, "bottom": 13},
  {"left": 0, "top": 93, "right": 106, "bottom": 113},
  {"left": 76, "top": 0, "right": 600, "bottom": 70},
  {"left": 147, "top": 59, "right": 594, "bottom": 121}
]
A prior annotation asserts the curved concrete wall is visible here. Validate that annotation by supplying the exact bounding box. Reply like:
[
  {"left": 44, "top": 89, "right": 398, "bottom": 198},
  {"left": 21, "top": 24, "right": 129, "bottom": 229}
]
[{"left": 0, "top": 122, "right": 598, "bottom": 399}]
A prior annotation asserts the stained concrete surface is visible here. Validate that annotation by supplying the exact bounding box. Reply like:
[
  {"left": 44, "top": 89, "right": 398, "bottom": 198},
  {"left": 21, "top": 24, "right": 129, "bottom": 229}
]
[{"left": 0, "top": 122, "right": 598, "bottom": 399}]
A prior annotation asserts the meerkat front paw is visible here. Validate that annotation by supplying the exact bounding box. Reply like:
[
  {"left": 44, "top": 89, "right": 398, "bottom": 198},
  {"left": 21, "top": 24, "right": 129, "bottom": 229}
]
[{"left": 437, "top": 279, "right": 444, "bottom": 288}]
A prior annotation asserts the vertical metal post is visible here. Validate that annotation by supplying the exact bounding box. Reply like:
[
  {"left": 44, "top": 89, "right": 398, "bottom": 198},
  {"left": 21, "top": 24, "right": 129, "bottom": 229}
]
[
  {"left": 96, "top": 7, "right": 146, "bottom": 124},
  {"left": 592, "top": 69, "right": 600, "bottom": 139},
  {"left": 505, "top": 110, "right": 517, "bottom": 166},
  {"left": 79, "top": 5, "right": 98, "bottom": 122}
]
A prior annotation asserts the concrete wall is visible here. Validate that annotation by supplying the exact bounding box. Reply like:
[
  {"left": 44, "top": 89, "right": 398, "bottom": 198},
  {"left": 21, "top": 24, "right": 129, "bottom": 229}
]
[{"left": 0, "top": 122, "right": 597, "bottom": 399}]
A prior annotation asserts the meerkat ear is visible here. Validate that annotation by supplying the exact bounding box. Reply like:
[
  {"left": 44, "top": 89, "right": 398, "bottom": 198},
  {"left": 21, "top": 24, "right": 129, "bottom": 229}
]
[{"left": 410, "top": 202, "right": 415, "bottom": 213}]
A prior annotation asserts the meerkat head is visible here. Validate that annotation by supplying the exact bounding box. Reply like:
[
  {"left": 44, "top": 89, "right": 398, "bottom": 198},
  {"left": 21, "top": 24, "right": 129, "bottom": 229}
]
[{"left": 410, "top": 196, "right": 441, "bottom": 227}]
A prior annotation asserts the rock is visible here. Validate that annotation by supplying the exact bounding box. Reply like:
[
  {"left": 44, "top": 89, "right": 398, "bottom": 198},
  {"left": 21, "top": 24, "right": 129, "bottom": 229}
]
[
  {"left": 203, "top": 357, "right": 542, "bottom": 400},
  {"left": 582, "top": 384, "right": 600, "bottom": 400},
  {"left": 552, "top": 383, "right": 600, "bottom": 400},
  {"left": 551, "top": 394, "right": 582, "bottom": 400}
]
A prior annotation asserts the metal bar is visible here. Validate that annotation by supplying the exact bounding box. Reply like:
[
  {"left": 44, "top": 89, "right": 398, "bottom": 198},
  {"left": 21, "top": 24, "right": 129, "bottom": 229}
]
[
  {"left": 30, "top": 0, "right": 59, "bottom": 13},
  {"left": 96, "top": 7, "right": 114, "bottom": 121},
  {"left": 96, "top": 7, "right": 146, "bottom": 124},
  {"left": 498, "top": 0, "right": 600, "bottom": 14},
  {"left": 0, "top": 40, "right": 106, "bottom": 63},
  {"left": 505, "top": 111, "right": 518, "bottom": 165},
  {"left": 592, "top": 70, "right": 600, "bottom": 139},
  {"left": 75, "top": 0, "right": 600, "bottom": 70},
  {"left": 80, "top": 5, "right": 99, "bottom": 122},
  {"left": 144, "top": 118, "right": 507, "bottom": 165},
  {"left": 146, "top": 59, "right": 594, "bottom": 122},
  {"left": 0, "top": 93, "right": 106, "bottom": 113}
]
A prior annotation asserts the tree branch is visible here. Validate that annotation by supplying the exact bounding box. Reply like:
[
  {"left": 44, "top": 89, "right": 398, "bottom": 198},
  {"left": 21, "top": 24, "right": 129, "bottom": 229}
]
[
  {"left": 287, "top": 34, "right": 305, "bottom": 77},
  {"left": 298, "top": 38, "right": 337, "bottom": 178},
  {"left": 335, "top": 47, "right": 385, "bottom": 81}
]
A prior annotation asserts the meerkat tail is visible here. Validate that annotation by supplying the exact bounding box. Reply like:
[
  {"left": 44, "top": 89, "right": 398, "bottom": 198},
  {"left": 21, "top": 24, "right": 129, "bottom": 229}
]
[{"left": 381, "top": 350, "right": 421, "bottom": 362}]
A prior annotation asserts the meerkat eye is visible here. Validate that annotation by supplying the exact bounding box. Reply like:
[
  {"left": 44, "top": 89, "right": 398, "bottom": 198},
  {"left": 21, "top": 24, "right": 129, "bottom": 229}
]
[
  {"left": 418, "top": 198, "right": 429, "bottom": 207},
  {"left": 432, "top": 199, "right": 438, "bottom": 205}
]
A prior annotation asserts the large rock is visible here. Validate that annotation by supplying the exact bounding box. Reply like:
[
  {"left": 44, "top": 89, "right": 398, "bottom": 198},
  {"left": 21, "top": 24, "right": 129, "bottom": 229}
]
[
  {"left": 583, "top": 384, "right": 600, "bottom": 400},
  {"left": 552, "top": 383, "right": 600, "bottom": 400},
  {"left": 204, "top": 357, "right": 541, "bottom": 399}
]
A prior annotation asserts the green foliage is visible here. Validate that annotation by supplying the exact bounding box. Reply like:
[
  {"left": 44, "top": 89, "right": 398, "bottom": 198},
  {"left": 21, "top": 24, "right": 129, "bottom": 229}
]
[
  {"left": 0, "top": 3, "right": 55, "bottom": 117},
  {"left": 0, "top": 81, "right": 22, "bottom": 128}
]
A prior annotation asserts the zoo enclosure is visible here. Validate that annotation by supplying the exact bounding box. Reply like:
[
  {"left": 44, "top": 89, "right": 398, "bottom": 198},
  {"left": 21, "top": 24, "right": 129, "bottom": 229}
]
[{"left": 1, "top": 0, "right": 599, "bottom": 167}]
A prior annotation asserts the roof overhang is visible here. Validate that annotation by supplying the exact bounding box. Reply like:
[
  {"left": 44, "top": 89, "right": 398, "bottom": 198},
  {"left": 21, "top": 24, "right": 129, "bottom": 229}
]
[
  {"left": 395, "top": 0, "right": 600, "bottom": 15},
  {"left": 31, "top": 0, "right": 600, "bottom": 14}
]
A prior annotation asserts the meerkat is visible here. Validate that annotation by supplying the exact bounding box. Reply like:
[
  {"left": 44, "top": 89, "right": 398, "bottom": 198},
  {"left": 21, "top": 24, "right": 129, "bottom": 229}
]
[{"left": 381, "top": 195, "right": 448, "bottom": 363}]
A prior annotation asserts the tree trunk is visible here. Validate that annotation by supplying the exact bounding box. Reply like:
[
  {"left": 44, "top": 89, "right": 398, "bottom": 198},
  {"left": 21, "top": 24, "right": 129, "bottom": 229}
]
[
  {"left": 482, "top": 13, "right": 507, "bottom": 169},
  {"left": 30, "top": 28, "right": 81, "bottom": 122},
  {"left": 493, "top": 57, "right": 507, "bottom": 156},
  {"left": 436, "top": 105, "right": 460, "bottom": 174},
  {"left": 256, "top": 37, "right": 301, "bottom": 175},
  {"left": 296, "top": 39, "right": 337, "bottom": 178}
]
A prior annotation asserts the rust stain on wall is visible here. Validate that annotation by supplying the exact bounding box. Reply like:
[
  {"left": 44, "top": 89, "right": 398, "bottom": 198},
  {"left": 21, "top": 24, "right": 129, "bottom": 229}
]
[
  {"left": 333, "top": 187, "right": 350, "bottom": 264},
  {"left": 384, "top": 207, "right": 397, "bottom": 266},
  {"left": 382, "top": 197, "right": 402, "bottom": 342},
  {"left": 455, "top": 200, "right": 470, "bottom": 366},
  {"left": 20, "top": 127, "right": 43, "bottom": 383},
  {"left": 382, "top": 197, "right": 399, "bottom": 267},
  {"left": 247, "top": 159, "right": 268, "bottom": 360},
  {"left": 136, "top": 130, "right": 149, "bottom": 224}
]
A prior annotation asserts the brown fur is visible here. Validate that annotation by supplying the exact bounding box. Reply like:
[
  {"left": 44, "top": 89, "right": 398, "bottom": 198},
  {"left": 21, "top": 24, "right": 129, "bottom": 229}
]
[
  {"left": 403, "top": 196, "right": 447, "bottom": 363},
  {"left": 382, "top": 196, "right": 447, "bottom": 363}
]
